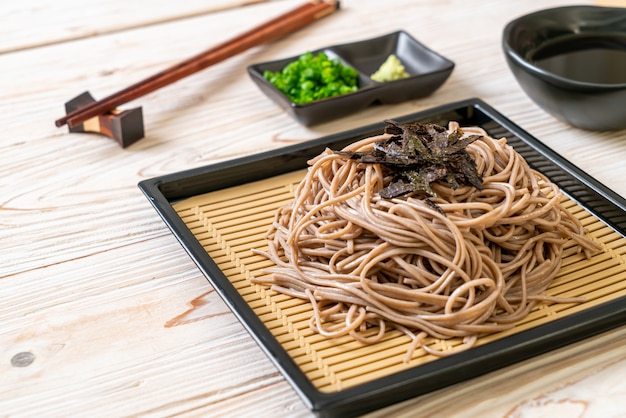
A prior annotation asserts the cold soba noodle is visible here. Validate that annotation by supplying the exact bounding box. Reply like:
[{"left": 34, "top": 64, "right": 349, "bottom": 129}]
[{"left": 252, "top": 121, "right": 600, "bottom": 360}]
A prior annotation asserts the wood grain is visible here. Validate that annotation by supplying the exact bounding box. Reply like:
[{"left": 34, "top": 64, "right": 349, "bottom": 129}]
[
  {"left": 0, "top": 0, "right": 277, "bottom": 54},
  {"left": 1, "top": 0, "right": 626, "bottom": 416}
]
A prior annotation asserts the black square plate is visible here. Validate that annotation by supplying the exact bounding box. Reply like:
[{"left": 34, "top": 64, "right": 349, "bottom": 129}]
[
  {"left": 138, "top": 98, "right": 626, "bottom": 417},
  {"left": 247, "top": 31, "right": 455, "bottom": 125}
]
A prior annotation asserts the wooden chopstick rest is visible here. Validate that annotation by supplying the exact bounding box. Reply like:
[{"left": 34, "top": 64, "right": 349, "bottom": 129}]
[{"left": 64, "top": 91, "right": 144, "bottom": 148}]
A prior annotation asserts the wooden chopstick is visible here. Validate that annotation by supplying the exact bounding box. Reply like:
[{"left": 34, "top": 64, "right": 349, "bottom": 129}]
[{"left": 55, "top": 0, "right": 339, "bottom": 128}]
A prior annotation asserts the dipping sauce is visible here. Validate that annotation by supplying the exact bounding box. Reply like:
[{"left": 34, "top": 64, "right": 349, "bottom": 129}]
[{"left": 529, "top": 34, "right": 626, "bottom": 84}]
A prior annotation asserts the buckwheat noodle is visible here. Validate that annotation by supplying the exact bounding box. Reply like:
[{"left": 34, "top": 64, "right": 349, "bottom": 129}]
[{"left": 252, "top": 123, "right": 601, "bottom": 361}]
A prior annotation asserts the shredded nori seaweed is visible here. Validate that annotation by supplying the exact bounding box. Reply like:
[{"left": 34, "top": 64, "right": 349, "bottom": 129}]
[{"left": 336, "top": 120, "right": 483, "bottom": 199}]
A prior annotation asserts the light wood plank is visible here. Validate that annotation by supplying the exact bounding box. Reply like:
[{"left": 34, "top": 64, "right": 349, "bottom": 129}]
[
  {"left": 0, "top": 0, "right": 277, "bottom": 54},
  {"left": 2, "top": 0, "right": 626, "bottom": 417}
]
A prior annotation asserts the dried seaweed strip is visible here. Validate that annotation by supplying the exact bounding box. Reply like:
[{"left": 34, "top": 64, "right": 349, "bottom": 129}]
[{"left": 336, "top": 120, "right": 483, "bottom": 199}]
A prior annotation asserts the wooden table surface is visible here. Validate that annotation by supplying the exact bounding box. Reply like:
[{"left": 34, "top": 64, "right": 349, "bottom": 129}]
[{"left": 2, "top": 0, "right": 626, "bottom": 416}]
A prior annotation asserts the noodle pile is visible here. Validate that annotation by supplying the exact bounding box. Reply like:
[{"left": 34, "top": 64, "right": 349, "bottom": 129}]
[{"left": 252, "top": 122, "right": 600, "bottom": 360}]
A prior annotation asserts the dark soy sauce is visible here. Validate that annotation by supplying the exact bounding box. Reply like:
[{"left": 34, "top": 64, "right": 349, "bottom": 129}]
[{"left": 529, "top": 34, "right": 626, "bottom": 84}]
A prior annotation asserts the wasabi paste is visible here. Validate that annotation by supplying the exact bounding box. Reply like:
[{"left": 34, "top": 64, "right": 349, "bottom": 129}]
[{"left": 371, "top": 54, "right": 410, "bottom": 82}]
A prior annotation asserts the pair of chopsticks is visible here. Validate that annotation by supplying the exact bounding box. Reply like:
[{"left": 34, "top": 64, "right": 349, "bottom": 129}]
[{"left": 55, "top": 0, "right": 339, "bottom": 129}]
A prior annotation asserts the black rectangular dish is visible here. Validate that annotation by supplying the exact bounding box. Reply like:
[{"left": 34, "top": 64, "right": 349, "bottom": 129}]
[
  {"left": 138, "top": 98, "right": 626, "bottom": 417},
  {"left": 247, "top": 31, "right": 454, "bottom": 125}
]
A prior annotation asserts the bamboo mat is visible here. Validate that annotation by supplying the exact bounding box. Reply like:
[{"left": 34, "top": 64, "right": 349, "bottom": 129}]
[{"left": 173, "top": 170, "right": 626, "bottom": 393}]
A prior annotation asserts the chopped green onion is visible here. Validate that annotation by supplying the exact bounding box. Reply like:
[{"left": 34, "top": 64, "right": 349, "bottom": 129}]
[{"left": 263, "top": 52, "right": 359, "bottom": 104}]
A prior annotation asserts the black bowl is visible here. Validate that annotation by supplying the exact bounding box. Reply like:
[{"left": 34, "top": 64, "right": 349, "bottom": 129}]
[
  {"left": 248, "top": 31, "right": 454, "bottom": 126},
  {"left": 502, "top": 6, "right": 626, "bottom": 131}
]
